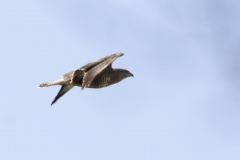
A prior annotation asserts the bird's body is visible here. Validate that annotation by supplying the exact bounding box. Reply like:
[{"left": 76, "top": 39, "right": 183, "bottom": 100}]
[{"left": 38, "top": 53, "right": 133, "bottom": 105}]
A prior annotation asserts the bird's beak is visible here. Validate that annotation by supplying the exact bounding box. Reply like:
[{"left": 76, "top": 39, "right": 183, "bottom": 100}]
[{"left": 130, "top": 73, "right": 134, "bottom": 77}]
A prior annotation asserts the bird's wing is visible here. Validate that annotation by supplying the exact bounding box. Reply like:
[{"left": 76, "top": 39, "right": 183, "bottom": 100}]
[
  {"left": 81, "top": 53, "right": 124, "bottom": 90},
  {"left": 61, "top": 69, "right": 84, "bottom": 84},
  {"left": 70, "top": 69, "right": 84, "bottom": 83},
  {"left": 61, "top": 53, "right": 122, "bottom": 83},
  {"left": 51, "top": 85, "right": 73, "bottom": 105},
  {"left": 80, "top": 53, "right": 123, "bottom": 72}
]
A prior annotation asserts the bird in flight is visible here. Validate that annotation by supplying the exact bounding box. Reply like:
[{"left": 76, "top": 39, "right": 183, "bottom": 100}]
[{"left": 37, "top": 53, "right": 133, "bottom": 105}]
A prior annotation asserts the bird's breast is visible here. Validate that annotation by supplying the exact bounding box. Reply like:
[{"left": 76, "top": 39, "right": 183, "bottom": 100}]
[{"left": 88, "top": 72, "right": 118, "bottom": 88}]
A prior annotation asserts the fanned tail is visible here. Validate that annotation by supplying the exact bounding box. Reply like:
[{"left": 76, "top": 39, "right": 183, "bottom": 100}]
[{"left": 37, "top": 79, "right": 64, "bottom": 88}]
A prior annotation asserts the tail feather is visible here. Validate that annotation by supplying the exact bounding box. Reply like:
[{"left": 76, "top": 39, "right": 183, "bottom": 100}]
[{"left": 38, "top": 79, "right": 64, "bottom": 88}]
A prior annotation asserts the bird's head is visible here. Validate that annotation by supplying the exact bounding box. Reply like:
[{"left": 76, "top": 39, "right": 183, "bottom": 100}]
[
  {"left": 123, "top": 70, "right": 134, "bottom": 78},
  {"left": 115, "top": 69, "right": 134, "bottom": 80}
]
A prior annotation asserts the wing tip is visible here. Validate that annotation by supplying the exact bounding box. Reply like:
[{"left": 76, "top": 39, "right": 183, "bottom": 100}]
[
  {"left": 51, "top": 101, "right": 55, "bottom": 106},
  {"left": 81, "top": 85, "right": 85, "bottom": 90},
  {"left": 116, "top": 52, "right": 124, "bottom": 57}
]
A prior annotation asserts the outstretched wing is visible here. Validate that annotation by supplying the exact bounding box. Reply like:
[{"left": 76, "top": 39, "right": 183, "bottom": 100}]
[
  {"left": 81, "top": 53, "right": 124, "bottom": 90},
  {"left": 80, "top": 52, "right": 123, "bottom": 72},
  {"left": 51, "top": 85, "right": 73, "bottom": 105},
  {"left": 60, "top": 53, "right": 123, "bottom": 85}
]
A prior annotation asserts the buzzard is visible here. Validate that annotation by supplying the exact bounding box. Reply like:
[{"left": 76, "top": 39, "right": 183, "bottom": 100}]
[{"left": 38, "top": 53, "right": 133, "bottom": 105}]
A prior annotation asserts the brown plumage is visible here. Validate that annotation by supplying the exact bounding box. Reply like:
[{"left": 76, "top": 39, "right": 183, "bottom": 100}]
[{"left": 37, "top": 53, "right": 133, "bottom": 105}]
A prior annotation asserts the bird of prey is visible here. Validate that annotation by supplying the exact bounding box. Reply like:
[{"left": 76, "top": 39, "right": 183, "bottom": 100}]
[{"left": 37, "top": 53, "right": 133, "bottom": 105}]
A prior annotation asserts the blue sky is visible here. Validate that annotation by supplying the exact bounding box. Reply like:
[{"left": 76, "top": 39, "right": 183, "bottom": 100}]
[{"left": 1, "top": 0, "right": 240, "bottom": 159}]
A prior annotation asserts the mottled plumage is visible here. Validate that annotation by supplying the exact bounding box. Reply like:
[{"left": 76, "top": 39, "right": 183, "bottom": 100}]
[{"left": 37, "top": 53, "right": 133, "bottom": 105}]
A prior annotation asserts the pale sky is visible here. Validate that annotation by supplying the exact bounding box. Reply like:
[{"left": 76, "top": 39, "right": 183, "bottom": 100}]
[{"left": 1, "top": 0, "right": 240, "bottom": 160}]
